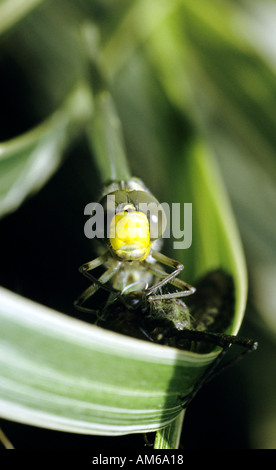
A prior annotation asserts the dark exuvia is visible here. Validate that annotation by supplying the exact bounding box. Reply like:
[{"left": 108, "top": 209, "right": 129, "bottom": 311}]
[{"left": 96, "top": 269, "right": 237, "bottom": 353}]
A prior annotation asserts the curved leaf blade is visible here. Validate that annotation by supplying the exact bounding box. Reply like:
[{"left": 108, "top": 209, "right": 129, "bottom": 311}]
[
  {"left": 0, "top": 83, "right": 92, "bottom": 218},
  {"left": 0, "top": 286, "right": 218, "bottom": 435},
  {"left": 0, "top": 0, "right": 45, "bottom": 36},
  {"left": 182, "top": 140, "right": 248, "bottom": 335}
]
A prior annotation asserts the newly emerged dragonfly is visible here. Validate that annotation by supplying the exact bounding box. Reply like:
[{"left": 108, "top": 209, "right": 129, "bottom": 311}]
[{"left": 74, "top": 176, "right": 196, "bottom": 314}]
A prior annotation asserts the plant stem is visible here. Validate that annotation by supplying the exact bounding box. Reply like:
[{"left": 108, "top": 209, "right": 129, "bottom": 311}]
[
  {"left": 154, "top": 410, "right": 185, "bottom": 449},
  {"left": 87, "top": 89, "right": 131, "bottom": 184},
  {"left": 82, "top": 23, "right": 131, "bottom": 184},
  {"left": 0, "top": 427, "right": 14, "bottom": 449}
]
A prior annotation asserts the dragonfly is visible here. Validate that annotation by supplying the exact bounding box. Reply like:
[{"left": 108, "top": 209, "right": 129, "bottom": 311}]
[
  {"left": 74, "top": 175, "right": 196, "bottom": 313},
  {"left": 74, "top": 90, "right": 196, "bottom": 314}
]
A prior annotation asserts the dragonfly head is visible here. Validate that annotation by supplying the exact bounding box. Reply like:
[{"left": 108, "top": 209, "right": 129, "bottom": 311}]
[
  {"left": 99, "top": 185, "right": 167, "bottom": 261},
  {"left": 122, "top": 290, "right": 146, "bottom": 310}
]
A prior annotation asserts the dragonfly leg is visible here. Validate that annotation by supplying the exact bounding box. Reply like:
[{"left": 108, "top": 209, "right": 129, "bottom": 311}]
[
  {"left": 74, "top": 260, "right": 121, "bottom": 313},
  {"left": 143, "top": 251, "right": 196, "bottom": 299},
  {"left": 74, "top": 283, "right": 101, "bottom": 314},
  {"left": 78, "top": 252, "right": 122, "bottom": 293}
]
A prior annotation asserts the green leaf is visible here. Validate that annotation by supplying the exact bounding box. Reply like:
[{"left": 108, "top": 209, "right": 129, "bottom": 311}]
[
  {"left": 0, "top": 286, "right": 217, "bottom": 435},
  {"left": 176, "top": 140, "right": 248, "bottom": 336},
  {"left": 0, "top": 83, "right": 92, "bottom": 218},
  {"left": 0, "top": 0, "right": 45, "bottom": 35},
  {"left": 101, "top": 0, "right": 180, "bottom": 80}
]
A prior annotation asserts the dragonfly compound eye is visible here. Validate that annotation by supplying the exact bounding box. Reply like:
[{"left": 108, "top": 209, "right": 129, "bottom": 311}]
[
  {"left": 109, "top": 211, "right": 151, "bottom": 260},
  {"left": 127, "top": 191, "right": 167, "bottom": 241}
]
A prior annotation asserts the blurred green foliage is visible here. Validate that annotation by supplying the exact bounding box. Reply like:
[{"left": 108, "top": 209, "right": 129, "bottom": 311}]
[{"left": 1, "top": 0, "right": 276, "bottom": 449}]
